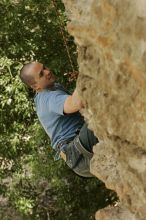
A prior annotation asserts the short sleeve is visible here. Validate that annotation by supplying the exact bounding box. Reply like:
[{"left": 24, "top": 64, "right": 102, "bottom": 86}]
[{"left": 48, "top": 91, "right": 70, "bottom": 115}]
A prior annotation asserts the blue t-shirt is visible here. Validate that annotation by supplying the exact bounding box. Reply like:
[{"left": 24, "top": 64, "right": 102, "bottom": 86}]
[{"left": 34, "top": 83, "right": 84, "bottom": 150}]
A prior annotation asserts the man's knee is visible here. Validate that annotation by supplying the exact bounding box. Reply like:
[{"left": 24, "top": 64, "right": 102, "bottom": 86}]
[{"left": 79, "top": 123, "right": 99, "bottom": 152}]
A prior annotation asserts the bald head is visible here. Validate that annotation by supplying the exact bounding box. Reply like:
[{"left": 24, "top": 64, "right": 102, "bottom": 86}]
[
  {"left": 20, "top": 62, "right": 56, "bottom": 91},
  {"left": 20, "top": 62, "right": 42, "bottom": 86}
]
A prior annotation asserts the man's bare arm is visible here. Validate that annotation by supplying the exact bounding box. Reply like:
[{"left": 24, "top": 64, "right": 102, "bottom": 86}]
[{"left": 64, "top": 88, "right": 84, "bottom": 114}]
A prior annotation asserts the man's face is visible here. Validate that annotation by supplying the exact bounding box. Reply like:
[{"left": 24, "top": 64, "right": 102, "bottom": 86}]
[{"left": 29, "top": 63, "right": 56, "bottom": 91}]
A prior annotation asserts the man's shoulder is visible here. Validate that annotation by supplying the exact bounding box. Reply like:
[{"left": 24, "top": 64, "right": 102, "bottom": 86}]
[
  {"left": 34, "top": 89, "right": 66, "bottom": 105},
  {"left": 34, "top": 90, "right": 50, "bottom": 106}
]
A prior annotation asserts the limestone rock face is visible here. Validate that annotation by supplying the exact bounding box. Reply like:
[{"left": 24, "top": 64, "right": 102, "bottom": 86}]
[
  {"left": 63, "top": 0, "right": 146, "bottom": 219},
  {"left": 95, "top": 205, "right": 137, "bottom": 220}
]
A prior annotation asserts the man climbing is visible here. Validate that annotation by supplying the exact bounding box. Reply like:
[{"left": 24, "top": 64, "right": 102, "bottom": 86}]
[{"left": 20, "top": 62, "right": 98, "bottom": 177}]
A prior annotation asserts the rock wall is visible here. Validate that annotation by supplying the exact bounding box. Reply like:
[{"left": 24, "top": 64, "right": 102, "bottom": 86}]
[{"left": 62, "top": 0, "right": 146, "bottom": 220}]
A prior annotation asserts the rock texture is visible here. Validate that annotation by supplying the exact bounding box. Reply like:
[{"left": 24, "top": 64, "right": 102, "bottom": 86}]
[
  {"left": 63, "top": 0, "right": 146, "bottom": 220},
  {"left": 95, "top": 205, "right": 137, "bottom": 220}
]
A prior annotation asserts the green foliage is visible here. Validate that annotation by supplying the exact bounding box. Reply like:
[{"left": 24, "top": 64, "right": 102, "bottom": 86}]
[
  {"left": 0, "top": 1, "right": 118, "bottom": 219},
  {"left": 0, "top": 0, "right": 77, "bottom": 76}
]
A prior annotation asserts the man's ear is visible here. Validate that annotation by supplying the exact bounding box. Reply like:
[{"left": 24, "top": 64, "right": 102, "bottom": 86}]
[{"left": 44, "top": 69, "right": 50, "bottom": 77}]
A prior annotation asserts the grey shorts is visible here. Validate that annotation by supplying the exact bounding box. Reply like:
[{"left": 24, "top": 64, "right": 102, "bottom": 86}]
[
  {"left": 61, "top": 122, "right": 98, "bottom": 178},
  {"left": 63, "top": 140, "right": 94, "bottom": 178}
]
